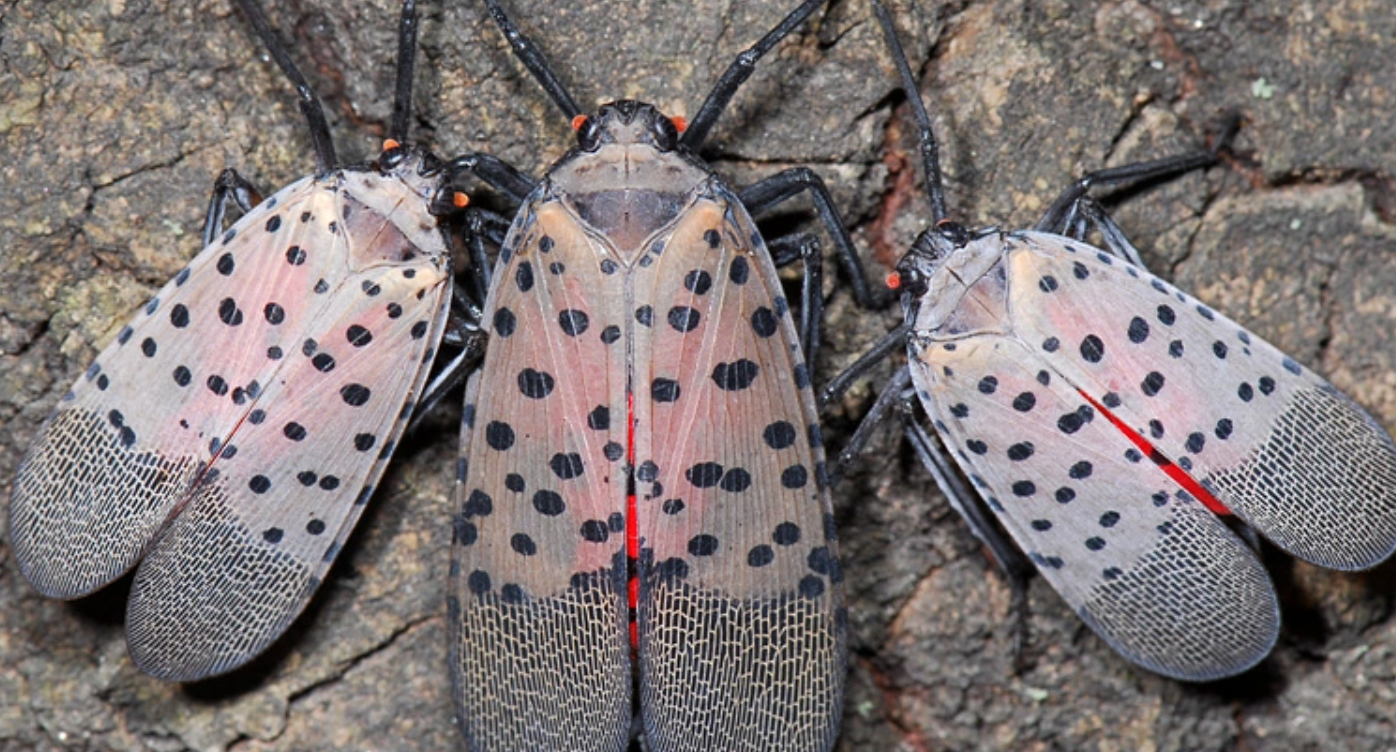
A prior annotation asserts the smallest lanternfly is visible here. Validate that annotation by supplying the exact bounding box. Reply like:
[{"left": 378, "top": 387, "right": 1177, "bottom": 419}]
[{"left": 826, "top": 0, "right": 1396, "bottom": 681}]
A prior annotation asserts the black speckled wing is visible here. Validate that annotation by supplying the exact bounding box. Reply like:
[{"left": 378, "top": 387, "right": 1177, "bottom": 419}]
[
  {"left": 451, "top": 193, "right": 632, "bottom": 752},
  {"left": 1010, "top": 231, "right": 1396, "bottom": 570},
  {"left": 631, "top": 190, "right": 845, "bottom": 752},
  {"left": 910, "top": 330, "right": 1279, "bottom": 681},
  {"left": 450, "top": 184, "right": 845, "bottom": 751},
  {"left": 11, "top": 162, "right": 452, "bottom": 680}
]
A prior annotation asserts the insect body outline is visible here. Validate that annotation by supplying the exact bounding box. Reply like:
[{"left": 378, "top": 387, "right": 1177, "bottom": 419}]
[
  {"left": 828, "top": 0, "right": 1396, "bottom": 682},
  {"left": 446, "top": 0, "right": 870, "bottom": 748}
]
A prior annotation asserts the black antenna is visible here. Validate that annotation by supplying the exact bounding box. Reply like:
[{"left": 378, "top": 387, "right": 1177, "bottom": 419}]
[
  {"left": 482, "top": 0, "right": 582, "bottom": 121},
  {"left": 390, "top": 0, "right": 420, "bottom": 144},
  {"left": 870, "top": 0, "right": 947, "bottom": 224},
  {"left": 233, "top": 0, "right": 337, "bottom": 174},
  {"left": 681, "top": 0, "right": 829, "bottom": 151}
]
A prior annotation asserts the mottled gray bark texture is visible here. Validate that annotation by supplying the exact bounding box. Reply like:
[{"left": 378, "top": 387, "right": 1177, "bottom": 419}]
[{"left": 2, "top": 0, "right": 1395, "bottom": 750}]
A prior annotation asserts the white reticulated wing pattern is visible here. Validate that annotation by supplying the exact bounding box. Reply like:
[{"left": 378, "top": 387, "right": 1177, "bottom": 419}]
[
  {"left": 450, "top": 171, "right": 844, "bottom": 750},
  {"left": 10, "top": 155, "right": 452, "bottom": 680},
  {"left": 905, "top": 228, "right": 1396, "bottom": 680}
]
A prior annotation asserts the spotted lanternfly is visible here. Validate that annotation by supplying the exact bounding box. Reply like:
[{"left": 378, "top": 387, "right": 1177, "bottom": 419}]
[
  {"left": 444, "top": 0, "right": 870, "bottom": 748},
  {"left": 7, "top": 0, "right": 472, "bottom": 681},
  {"left": 826, "top": 0, "right": 1396, "bottom": 682}
]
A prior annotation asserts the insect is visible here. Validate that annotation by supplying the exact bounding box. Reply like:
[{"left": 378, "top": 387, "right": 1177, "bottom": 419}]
[
  {"left": 825, "top": 0, "right": 1396, "bottom": 682},
  {"left": 444, "top": 0, "right": 870, "bottom": 748},
  {"left": 7, "top": 0, "right": 474, "bottom": 681}
]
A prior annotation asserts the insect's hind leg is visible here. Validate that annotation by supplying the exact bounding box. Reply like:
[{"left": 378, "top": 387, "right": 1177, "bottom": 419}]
[
  {"left": 1058, "top": 196, "right": 1150, "bottom": 267},
  {"left": 827, "top": 355, "right": 1038, "bottom": 589},
  {"left": 767, "top": 233, "right": 825, "bottom": 367},
  {"left": 903, "top": 416, "right": 1036, "bottom": 673},
  {"left": 200, "top": 169, "right": 263, "bottom": 248},
  {"left": 740, "top": 167, "right": 879, "bottom": 309},
  {"left": 832, "top": 362, "right": 1037, "bottom": 671}
]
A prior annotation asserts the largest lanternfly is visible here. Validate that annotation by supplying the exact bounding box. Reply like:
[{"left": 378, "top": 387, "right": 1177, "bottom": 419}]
[
  {"left": 445, "top": 0, "right": 871, "bottom": 748},
  {"left": 825, "top": 0, "right": 1396, "bottom": 681},
  {"left": 8, "top": 0, "right": 474, "bottom": 680}
]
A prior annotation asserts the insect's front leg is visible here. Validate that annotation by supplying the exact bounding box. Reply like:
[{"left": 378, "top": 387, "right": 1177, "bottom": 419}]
[
  {"left": 447, "top": 152, "right": 537, "bottom": 205},
  {"left": 200, "top": 169, "right": 263, "bottom": 248},
  {"left": 740, "top": 167, "right": 879, "bottom": 309}
]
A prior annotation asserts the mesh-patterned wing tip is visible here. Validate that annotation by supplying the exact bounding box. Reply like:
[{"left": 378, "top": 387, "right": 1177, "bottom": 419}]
[
  {"left": 123, "top": 489, "right": 320, "bottom": 682},
  {"left": 1080, "top": 606, "right": 1279, "bottom": 683},
  {"left": 1077, "top": 517, "right": 1281, "bottom": 683},
  {"left": 9, "top": 410, "right": 201, "bottom": 600}
]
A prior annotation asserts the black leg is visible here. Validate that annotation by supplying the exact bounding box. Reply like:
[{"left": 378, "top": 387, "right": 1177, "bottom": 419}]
[
  {"left": 902, "top": 419, "right": 1034, "bottom": 585},
  {"left": 409, "top": 303, "right": 487, "bottom": 435},
  {"left": 447, "top": 153, "right": 537, "bottom": 206},
  {"left": 768, "top": 233, "right": 812, "bottom": 268},
  {"left": 819, "top": 321, "right": 911, "bottom": 407},
  {"left": 232, "top": 0, "right": 337, "bottom": 174},
  {"left": 766, "top": 233, "right": 823, "bottom": 367},
  {"left": 389, "top": 0, "right": 419, "bottom": 144},
  {"left": 1033, "top": 113, "right": 1241, "bottom": 236},
  {"left": 680, "top": 0, "right": 830, "bottom": 151},
  {"left": 830, "top": 364, "right": 912, "bottom": 486},
  {"left": 830, "top": 355, "right": 1038, "bottom": 670},
  {"left": 464, "top": 224, "right": 491, "bottom": 308},
  {"left": 481, "top": 0, "right": 581, "bottom": 121},
  {"left": 1006, "top": 577, "right": 1032, "bottom": 675},
  {"left": 1035, "top": 154, "right": 1216, "bottom": 236},
  {"left": 201, "top": 169, "right": 263, "bottom": 248},
  {"left": 1061, "top": 196, "right": 1146, "bottom": 266},
  {"left": 465, "top": 206, "right": 514, "bottom": 247},
  {"left": 461, "top": 206, "right": 516, "bottom": 302},
  {"left": 447, "top": 280, "right": 485, "bottom": 337},
  {"left": 902, "top": 403, "right": 1035, "bottom": 673},
  {"left": 740, "top": 167, "right": 877, "bottom": 309},
  {"left": 870, "top": 0, "right": 949, "bottom": 224}
]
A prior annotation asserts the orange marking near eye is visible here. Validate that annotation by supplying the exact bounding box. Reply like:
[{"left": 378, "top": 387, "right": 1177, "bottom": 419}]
[
  {"left": 671, "top": 116, "right": 688, "bottom": 133},
  {"left": 452, "top": 192, "right": 470, "bottom": 209},
  {"left": 382, "top": 138, "right": 401, "bottom": 151},
  {"left": 885, "top": 272, "right": 902, "bottom": 290},
  {"left": 571, "top": 115, "right": 589, "bottom": 132}
]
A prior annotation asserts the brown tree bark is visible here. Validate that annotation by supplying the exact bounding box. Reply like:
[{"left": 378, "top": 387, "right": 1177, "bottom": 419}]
[{"left": 2, "top": 0, "right": 1394, "bottom": 749}]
